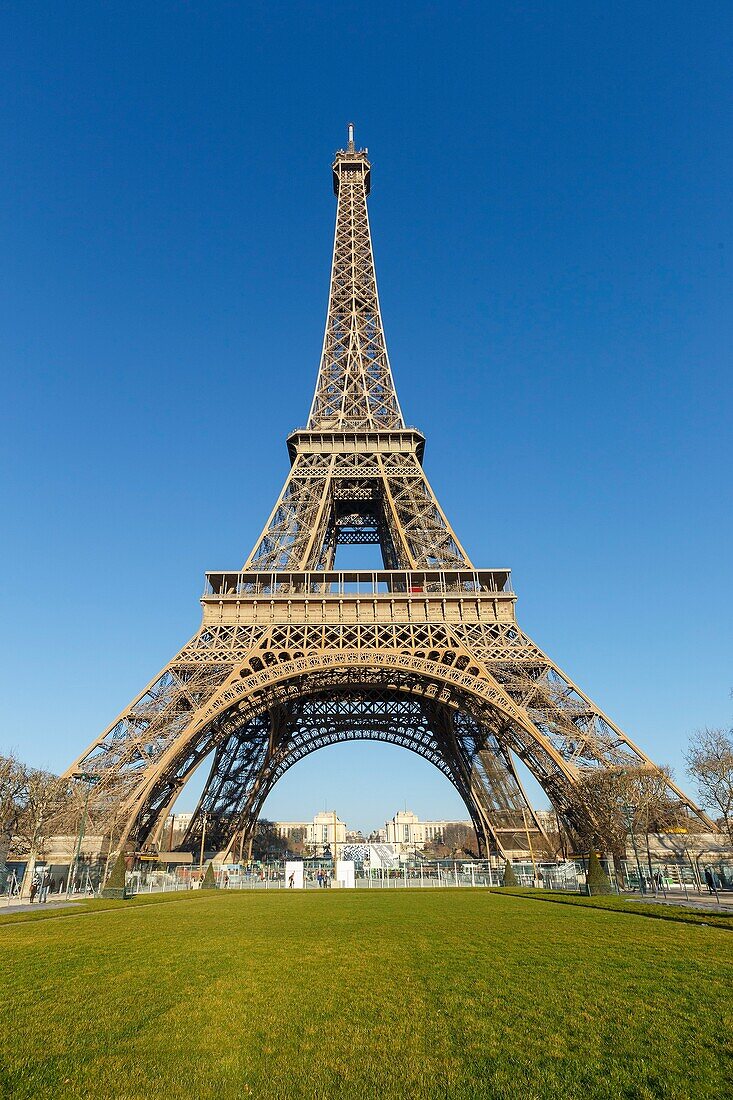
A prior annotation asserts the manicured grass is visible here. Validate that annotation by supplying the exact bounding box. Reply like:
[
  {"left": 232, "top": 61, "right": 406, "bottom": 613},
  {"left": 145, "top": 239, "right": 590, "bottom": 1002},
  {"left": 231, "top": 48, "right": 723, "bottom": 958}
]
[
  {"left": 0, "top": 889, "right": 730, "bottom": 1099},
  {"left": 496, "top": 887, "right": 733, "bottom": 930}
]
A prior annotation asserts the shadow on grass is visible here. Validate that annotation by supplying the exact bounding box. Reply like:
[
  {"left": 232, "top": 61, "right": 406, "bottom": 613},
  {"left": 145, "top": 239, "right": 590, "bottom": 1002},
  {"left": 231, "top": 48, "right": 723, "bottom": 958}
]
[{"left": 492, "top": 887, "right": 733, "bottom": 930}]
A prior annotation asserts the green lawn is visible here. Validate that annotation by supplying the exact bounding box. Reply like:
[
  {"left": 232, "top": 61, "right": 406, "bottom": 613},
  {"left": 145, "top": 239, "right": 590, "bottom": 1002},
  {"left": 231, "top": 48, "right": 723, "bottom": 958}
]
[{"left": 0, "top": 890, "right": 730, "bottom": 1099}]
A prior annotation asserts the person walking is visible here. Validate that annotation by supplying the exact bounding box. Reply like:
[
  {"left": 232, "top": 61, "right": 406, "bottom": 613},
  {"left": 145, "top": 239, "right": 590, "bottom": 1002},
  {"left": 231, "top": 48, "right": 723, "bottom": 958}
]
[
  {"left": 29, "top": 878, "right": 39, "bottom": 903},
  {"left": 288, "top": 872, "right": 295, "bottom": 889},
  {"left": 40, "top": 868, "right": 52, "bottom": 903},
  {"left": 704, "top": 867, "right": 714, "bottom": 894},
  {"left": 317, "top": 870, "right": 323, "bottom": 889}
]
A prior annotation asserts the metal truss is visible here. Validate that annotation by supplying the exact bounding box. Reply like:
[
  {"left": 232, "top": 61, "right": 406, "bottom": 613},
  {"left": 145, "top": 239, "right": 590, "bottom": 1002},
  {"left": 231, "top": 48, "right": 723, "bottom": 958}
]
[
  {"left": 180, "top": 689, "right": 546, "bottom": 859},
  {"left": 307, "top": 128, "right": 403, "bottom": 432},
  {"left": 244, "top": 129, "right": 469, "bottom": 572},
  {"left": 63, "top": 128, "right": 714, "bottom": 858}
]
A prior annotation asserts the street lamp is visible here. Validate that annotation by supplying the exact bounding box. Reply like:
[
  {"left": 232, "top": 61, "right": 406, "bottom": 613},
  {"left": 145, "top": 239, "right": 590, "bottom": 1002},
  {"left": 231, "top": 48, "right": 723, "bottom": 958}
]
[
  {"left": 199, "top": 812, "right": 208, "bottom": 878},
  {"left": 67, "top": 773, "right": 100, "bottom": 898},
  {"left": 621, "top": 801, "right": 645, "bottom": 896}
]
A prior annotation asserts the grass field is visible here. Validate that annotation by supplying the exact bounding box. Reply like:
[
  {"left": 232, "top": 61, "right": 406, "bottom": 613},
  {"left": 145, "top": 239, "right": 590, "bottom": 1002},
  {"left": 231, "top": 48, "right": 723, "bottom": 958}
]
[{"left": 0, "top": 889, "right": 730, "bottom": 1100}]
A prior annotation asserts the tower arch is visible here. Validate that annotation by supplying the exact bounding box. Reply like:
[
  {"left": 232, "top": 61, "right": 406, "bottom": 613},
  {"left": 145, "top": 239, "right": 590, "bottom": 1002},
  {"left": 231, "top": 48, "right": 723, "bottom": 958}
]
[{"left": 116, "top": 655, "right": 561, "bottom": 861}]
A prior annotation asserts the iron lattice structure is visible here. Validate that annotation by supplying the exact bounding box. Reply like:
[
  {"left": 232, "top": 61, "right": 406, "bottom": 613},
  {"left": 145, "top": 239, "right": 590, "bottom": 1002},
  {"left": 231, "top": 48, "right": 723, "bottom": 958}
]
[{"left": 64, "top": 127, "right": 712, "bottom": 859}]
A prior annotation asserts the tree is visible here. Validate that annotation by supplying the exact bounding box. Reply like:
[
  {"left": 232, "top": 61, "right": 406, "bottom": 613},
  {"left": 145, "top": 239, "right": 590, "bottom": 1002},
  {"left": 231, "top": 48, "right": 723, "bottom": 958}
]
[
  {"left": 422, "top": 836, "right": 450, "bottom": 859},
  {"left": 287, "top": 826, "right": 307, "bottom": 857},
  {"left": 442, "top": 824, "right": 479, "bottom": 857},
  {"left": 0, "top": 754, "right": 27, "bottom": 887},
  {"left": 422, "top": 824, "right": 478, "bottom": 859},
  {"left": 586, "top": 849, "right": 612, "bottom": 895},
  {"left": 567, "top": 765, "right": 680, "bottom": 867},
  {"left": 685, "top": 727, "right": 733, "bottom": 846},
  {"left": 14, "top": 769, "right": 72, "bottom": 899},
  {"left": 502, "top": 859, "right": 517, "bottom": 887},
  {"left": 250, "top": 820, "right": 289, "bottom": 862},
  {"left": 625, "top": 765, "right": 682, "bottom": 880},
  {"left": 1, "top": 756, "right": 77, "bottom": 894}
]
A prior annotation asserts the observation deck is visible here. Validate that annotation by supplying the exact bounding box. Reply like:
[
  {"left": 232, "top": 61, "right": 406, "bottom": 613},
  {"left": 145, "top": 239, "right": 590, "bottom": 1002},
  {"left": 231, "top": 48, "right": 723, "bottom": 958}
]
[
  {"left": 202, "top": 569, "right": 516, "bottom": 627},
  {"left": 287, "top": 427, "right": 425, "bottom": 463}
]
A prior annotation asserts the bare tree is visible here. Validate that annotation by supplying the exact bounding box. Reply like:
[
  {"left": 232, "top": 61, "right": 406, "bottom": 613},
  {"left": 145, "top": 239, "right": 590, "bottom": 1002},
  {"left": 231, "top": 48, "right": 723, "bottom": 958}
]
[
  {"left": 14, "top": 770, "right": 72, "bottom": 896},
  {"left": 568, "top": 770, "right": 631, "bottom": 863},
  {"left": 0, "top": 754, "right": 27, "bottom": 885},
  {"left": 685, "top": 727, "right": 733, "bottom": 845},
  {"left": 251, "top": 819, "right": 289, "bottom": 861},
  {"left": 1, "top": 757, "right": 77, "bottom": 891},
  {"left": 625, "top": 766, "right": 680, "bottom": 879},
  {"left": 287, "top": 826, "right": 307, "bottom": 857},
  {"left": 423, "top": 824, "right": 478, "bottom": 858},
  {"left": 444, "top": 823, "right": 479, "bottom": 857},
  {"left": 14, "top": 771, "right": 72, "bottom": 852},
  {"left": 568, "top": 765, "right": 679, "bottom": 870},
  {"left": 422, "top": 835, "right": 450, "bottom": 859}
]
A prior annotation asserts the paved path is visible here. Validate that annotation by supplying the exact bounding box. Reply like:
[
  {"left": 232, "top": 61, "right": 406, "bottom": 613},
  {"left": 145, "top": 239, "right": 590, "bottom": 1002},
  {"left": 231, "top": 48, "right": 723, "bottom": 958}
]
[
  {"left": 619, "top": 891, "right": 733, "bottom": 914},
  {"left": 1, "top": 899, "right": 82, "bottom": 916}
]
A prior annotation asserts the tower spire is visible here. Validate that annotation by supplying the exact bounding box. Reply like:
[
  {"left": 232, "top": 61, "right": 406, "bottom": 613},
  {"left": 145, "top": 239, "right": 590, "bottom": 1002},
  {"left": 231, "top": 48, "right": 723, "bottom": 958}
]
[{"left": 307, "top": 128, "right": 405, "bottom": 431}]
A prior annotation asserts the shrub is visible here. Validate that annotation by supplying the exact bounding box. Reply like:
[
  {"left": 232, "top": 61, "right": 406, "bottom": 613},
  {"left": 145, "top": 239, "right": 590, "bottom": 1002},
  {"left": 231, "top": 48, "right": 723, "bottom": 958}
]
[
  {"left": 502, "top": 859, "right": 518, "bottom": 887},
  {"left": 586, "top": 849, "right": 613, "bottom": 895},
  {"left": 101, "top": 852, "right": 128, "bottom": 899},
  {"left": 201, "top": 862, "right": 217, "bottom": 889}
]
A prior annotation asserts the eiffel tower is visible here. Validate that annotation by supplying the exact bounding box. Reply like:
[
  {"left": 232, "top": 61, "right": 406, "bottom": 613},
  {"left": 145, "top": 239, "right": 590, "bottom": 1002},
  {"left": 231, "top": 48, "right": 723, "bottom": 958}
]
[{"left": 65, "top": 125, "right": 709, "bottom": 860}]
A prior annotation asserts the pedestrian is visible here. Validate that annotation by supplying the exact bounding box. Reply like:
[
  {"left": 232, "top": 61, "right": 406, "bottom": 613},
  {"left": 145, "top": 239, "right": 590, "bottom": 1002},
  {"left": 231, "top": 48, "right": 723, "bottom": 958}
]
[
  {"left": 317, "top": 870, "right": 323, "bottom": 888},
  {"left": 29, "top": 879, "right": 38, "bottom": 903},
  {"left": 704, "top": 867, "right": 714, "bottom": 894},
  {"left": 288, "top": 872, "right": 295, "bottom": 889},
  {"left": 40, "top": 868, "right": 52, "bottom": 903}
]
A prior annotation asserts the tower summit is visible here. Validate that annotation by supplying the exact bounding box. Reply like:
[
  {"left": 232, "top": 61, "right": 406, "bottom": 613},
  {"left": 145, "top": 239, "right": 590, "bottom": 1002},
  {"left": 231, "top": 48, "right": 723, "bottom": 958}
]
[
  {"left": 64, "top": 130, "right": 713, "bottom": 861},
  {"left": 311, "top": 122, "right": 399, "bottom": 431}
]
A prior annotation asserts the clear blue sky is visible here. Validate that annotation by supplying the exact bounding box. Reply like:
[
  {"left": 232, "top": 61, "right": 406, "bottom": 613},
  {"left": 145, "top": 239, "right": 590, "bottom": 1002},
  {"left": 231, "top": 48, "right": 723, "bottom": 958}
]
[{"left": 1, "top": 3, "right": 731, "bottom": 833}]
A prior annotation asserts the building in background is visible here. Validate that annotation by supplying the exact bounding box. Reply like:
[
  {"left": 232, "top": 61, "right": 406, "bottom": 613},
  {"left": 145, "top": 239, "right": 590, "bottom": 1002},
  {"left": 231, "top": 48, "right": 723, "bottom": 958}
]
[
  {"left": 384, "top": 810, "right": 473, "bottom": 852},
  {"left": 161, "top": 812, "right": 195, "bottom": 850},
  {"left": 273, "top": 811, "right": 346, "bottom": 849}
]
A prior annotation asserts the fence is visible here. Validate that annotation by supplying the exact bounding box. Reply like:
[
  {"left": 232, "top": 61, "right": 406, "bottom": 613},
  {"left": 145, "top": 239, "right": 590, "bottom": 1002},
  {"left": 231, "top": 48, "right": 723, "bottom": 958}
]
[
  {"left": 119, "top": 855, "right": 733, "bottom": 899},
  {"left": 4, "top": 855, "right": 732, "bottom": 904}
]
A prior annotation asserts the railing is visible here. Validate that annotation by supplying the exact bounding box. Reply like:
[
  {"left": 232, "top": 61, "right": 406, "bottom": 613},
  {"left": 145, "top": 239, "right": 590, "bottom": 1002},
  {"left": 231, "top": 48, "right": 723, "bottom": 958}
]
[
  {"left": 7, "top": 857, "right": 733, "bottom": 905},
  {"left": 288, "top": 425, "right": 424, "bottom": 436},
  {"left": 203, "top": 569, "right": 514, "bottom": 599}
]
